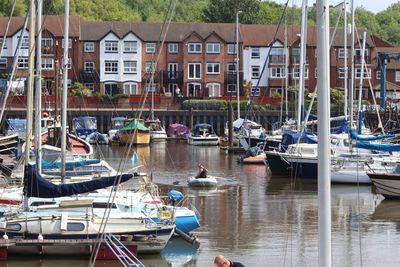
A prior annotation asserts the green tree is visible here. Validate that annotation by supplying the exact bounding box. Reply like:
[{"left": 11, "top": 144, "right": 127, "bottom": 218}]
[
  {"left": 0, "top": 0, "right": 27, "bottom": 17},
  {"left": 202, "top": 0, "right": 261, "bottom": 24}
]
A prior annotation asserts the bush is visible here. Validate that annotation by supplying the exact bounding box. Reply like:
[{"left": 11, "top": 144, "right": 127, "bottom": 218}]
[
  {"left": 182, "top": 99, "right": 227, "bottom": 110},
  {"left": 69, "top": 82, "right": 93, "bottom": 97}
]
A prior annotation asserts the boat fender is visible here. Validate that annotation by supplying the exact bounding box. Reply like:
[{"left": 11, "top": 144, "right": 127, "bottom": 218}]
[{"left": 168, "top": 190, "right": 184, "bottom": 203}]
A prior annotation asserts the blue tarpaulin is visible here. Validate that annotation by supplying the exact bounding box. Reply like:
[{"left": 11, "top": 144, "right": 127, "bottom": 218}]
[{"left": 349, "top": 129, "right": 394, "bottom": 141}]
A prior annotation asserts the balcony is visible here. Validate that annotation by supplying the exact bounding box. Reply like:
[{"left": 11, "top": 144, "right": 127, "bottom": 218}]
[
  {"left": 42, "top": 46, "right": 54, "bottom": 55},
  {"left": 354, "top": 56, "right": 371, "bottom": 64},
  {"left": 142, "top": 71, "right": 161, "bottom": 83},
  {"left": 268, "top": 55, "right": 286, "bottom": 65},
  {"left": 79, "top": 70, "right": 99, "bottom": 82},
  {"left": 162, "top": 70, "right": 183, "bottom": 83},
  {"left": 224, "top": 71, "right": 243, "bottom": 84},
  {"left": 291, "top": 55, "right": 309, "bottom": 65}
]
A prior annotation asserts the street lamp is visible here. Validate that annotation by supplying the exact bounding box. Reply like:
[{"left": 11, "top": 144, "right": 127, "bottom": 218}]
[{"left": 236, "top": 10, "right": 242, "bottom": 119}]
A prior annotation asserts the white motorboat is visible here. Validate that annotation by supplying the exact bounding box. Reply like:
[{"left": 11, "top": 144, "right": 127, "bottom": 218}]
[
  {"left": 187, "top": 176, "right": 218, "bottom": 187},
  {"left": 188, "top": 124, "right": 218, "bottom": 146}
]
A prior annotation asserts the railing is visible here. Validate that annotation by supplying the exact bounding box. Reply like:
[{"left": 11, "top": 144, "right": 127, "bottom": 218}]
[
  {"left": 162, "top": 70, "right": 183, "bottom": 83},
  {"left": 42, "top": 46, "right": 54, "bottom": 55},
  {"left": 224, "top": 71, "right": 243, "bottom": 84},
  {"left": 291, "top": 55, "right": 309, "bottom": 65},
  {"left": 268, "top": 55, "right": 286, "bottom": 64},
  {"left": 79, "top": 70, "right": 100, "bottom": 82}
]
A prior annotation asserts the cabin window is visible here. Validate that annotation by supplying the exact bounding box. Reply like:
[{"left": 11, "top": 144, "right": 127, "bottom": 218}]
[
  {"left": 66, "top": 222, "right": 85, "bottom": 231},
  {"left": 6, "top": 223, "right": 21, "bottom": 231},
  {"left": 31, "top": 201, "right": 56, "bottom": 206},
  {"left": 93, "top": 203, "right": 117, "bottom": 209}
]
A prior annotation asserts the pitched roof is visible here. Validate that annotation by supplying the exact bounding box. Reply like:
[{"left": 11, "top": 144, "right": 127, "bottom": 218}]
[
  {"left": 0, "top": 16, "right": 81, "bottom": 37},
  {"left": 240, "top": 24, "right": 374, "bottom": 47},
  {"left": 81, "top": 21, "right": 238, "bottom": 42}
]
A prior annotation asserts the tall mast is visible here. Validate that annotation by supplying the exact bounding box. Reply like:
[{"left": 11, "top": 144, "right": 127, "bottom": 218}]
[
  {"left": 236, "top": 11, "right": 242, "bottom": 119},
  {"left": 61, "top": 0, "right": 70, "bottom": 181},
  {"left": 35, "top": 0, "right": 43, "bottom": 174},
  {"left": 343, "top": 0, "right": 348, "bottom": 118},
  {"left": 284, "top": 18, "right": 289, "bottom": 122},
  {"left": 297, "top": 0, "right": 308, "bottom": 130},
  {"left": 24, "top": 0, "right": 36, "bottom": 209},
  {"left": 349, "top": 0, "right": 355, "bottom": 146},
  {"left": 317, "top": 0, "right": 332, "bottom": 266}
]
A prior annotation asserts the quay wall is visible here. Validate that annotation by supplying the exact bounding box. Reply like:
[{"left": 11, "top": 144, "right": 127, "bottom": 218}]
[{"left": 3, "top": 108, "right": 283, "bottom": 135}]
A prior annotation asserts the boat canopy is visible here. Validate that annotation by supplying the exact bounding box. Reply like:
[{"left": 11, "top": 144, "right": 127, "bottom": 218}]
[
  {"left": 349, "top": 129, "right": 394, "bottom": 141},
  {"left": 355, "top": 142, "right": 400, "bottom": 152},
  {"left": 120, "top": 119, "right": 150, "bottom": 132},
  {"left": 167, "top": 123, "right": 189, "bottom": 138},
  {"left": 7, "top": 119, "right": 26, "bottom": 131},
  {"left": 191, "top": 124, "right": 215, "bottom": 135},
  {"left": 145, "top": 120, "right": 163, "bottom": 131},
  {"left": 111, "top": 117, "right": 126, "bottom": 129},
  {"left": 72, "top": 116, "right": 97, "bottom": 130},
  {"left": 42, "top": 159, "right": 100, "bottom": 169},
  {"left": 232, "top": 119, "right": 262, "bottom": 130},
  {"left": 24, "top": 165, "right": 133, "bottom": 198},
  {"left": 280, "top": 131, "right": 317, "bottom": 151}
]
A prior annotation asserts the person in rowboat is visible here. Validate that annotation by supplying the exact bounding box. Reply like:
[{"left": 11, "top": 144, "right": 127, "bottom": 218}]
[
  {"left": 214, "top": 255, "right": 244, "bottom": 267},
  {"left": 195, "top": 164, "right": 208, "bottom": 178}
]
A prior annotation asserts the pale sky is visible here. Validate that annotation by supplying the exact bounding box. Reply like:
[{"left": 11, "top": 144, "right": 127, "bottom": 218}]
[{"left": 270, "top": 0, "right": 400, "bottom": 13}]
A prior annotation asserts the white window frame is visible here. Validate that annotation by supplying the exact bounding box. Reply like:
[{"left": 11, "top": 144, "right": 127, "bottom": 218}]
[
  {"left": 227, "top": 44, "right": 236, "bottom": 54},
  {"left": 61, "top": 38, "right": 72, "bottom": 49},
  {"left": 207, "top": 83, "right": 221, "bottom": 97},
  {"left": 0, "top": 38, "right": 7, "bottom": 49},
  {"left": 84, "top": 83, "right": 94, "bottom": 91},
  {"left": 17, "top": 57, "right": 28, "bottom": 69},
  {"left": 41, "top": 38, "right": 53, "bottom": 53},
  {"left": 123, "top": 82, "right": 137, "bottom": 95},
  {"left": 84, "top": 61, "right": 94, "bottom": 73},
  {"left": 168, "top": 83, "right": 178, "bottom": 94},
  {"left": 84, "top": 42, "right": 94, "bottom": 52},
  {"left": 338, "top": 48, "right": 346, "bottom": 59},
  {"left": 355, "top": 68, "right": 371, "bottom": 79},
  {"left": 206, "top": 62, "right": 220, "bottom": 74},
  {"left": 396, "top": 71, "right": 400, "bottom": 82},
  {"left": 19, "top": 36, "right": 29, "bottom": 49},
  {"left": 104, "top": 41, "right": 118, "bottom": 53},
  {"left": 227, "top": 84, "right": 236, "bottom": 93},
  {"left": 270, "top": 67, "right": 286, "bottom": 78},
  {"left": 146, "top": 61, "right": 155, "bottom": 73},
  {"left": 270, "top": 88, "right": 282, "bottom": 97},
  {"left": 338, "top": 68, "right": 345, "bottom": 79},
  {"left": 67, "top": 79, "right": 72, "bottom": 89},
  {"left": 0, "top": 58, "right": 6, "bottom": 69},
  {"left": 206, "top": 43, "right": 220, "bottom": 54},
  {"left": 188, "top": 63, "right": 201, "bottom": 79},
  {"left": 251, "top": 87, "right": 260, "bottom": 97},
  {"left": 41, "top": 58, "right": 53, "bottom": 70},
  {"left": 123, "top": 41, "right": 137, "bottom": 53},
  {"left": 104, "top": 60, "right": 118, "bottom": 73},
  {"left": 146, "top": 43, "right": 156, "bottom": 53},
  {"left": 123, "top": 61, "right": 137, "bottom": 74},
  {"left": 188, "top": 43, "right": 202, "bottom": 53},
  {"left": 292, "top": 67, "right": 309, "bottom": 80},
  {"left": 168, "top": 43, "right": 178, "bottom": 53},
  {"left": 227, "top": 62, "right": 236, "bottom": 73},
  {"left": 187, "top": 82, "right": 201, "bottom": 96},
  {"left": 354, "top": 48, "right": 368, "bottom": 57},
  {"left": 251, "top": 66, "right": 260, "bottom": 78},
  {"left": 376, "top": 70, "right": 381, "bottom": 80},
  {"left": 251, "top": 47, "right": 260, "bottom": 59}
]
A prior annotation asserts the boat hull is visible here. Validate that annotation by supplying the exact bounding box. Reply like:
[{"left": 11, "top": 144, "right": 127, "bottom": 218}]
[
  {"left": 187, "top": 177, "right": 217, "bottom": 187},
  {"left": 119, "top": 130, "right": 150, "bottom": 145},
  {"left": 368, "top": 173, "right": 400, "bottom": 199},
  {"left": 188, "top": 136, "right": 219, "bottom": 146},
  {"left": 265, "top": 151, "right": 291, "bottom": 174}
]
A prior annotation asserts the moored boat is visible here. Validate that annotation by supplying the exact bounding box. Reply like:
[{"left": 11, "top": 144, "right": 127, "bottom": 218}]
[
  {"left": 188, "top": 124, "right": 218, "bottom": 146},
  {"left": 367, "top": 165, "right": 400, "bottom": 199},
  {"left": 187, "top": 176, "right": 218, "bottom": 187},
  {"left": 118, "top": 119, "right": 150, "bottom": 145},
  {"left": 145, "top": 119, "right": 168, "bottom": 142}
]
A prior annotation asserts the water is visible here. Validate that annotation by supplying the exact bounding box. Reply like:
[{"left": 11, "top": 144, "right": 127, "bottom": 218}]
[{"left": 7, "top": 142, "right": 400, "bottom": 266}]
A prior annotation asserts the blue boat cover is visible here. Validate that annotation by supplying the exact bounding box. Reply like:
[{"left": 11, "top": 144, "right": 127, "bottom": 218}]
[
  {"left": 280, "top": 131, "right": 317, "bottom": 151},
  {"left": 23, "top": 165, "right": 133, "bottom": 198},
  {"left": 355, "top": 142, "right": 400, "bottom": 152},
  {"left": 168, "top": 190, "right": 184, "bottom": 202},
  {"left": 42, "top": 159, "right": 100, "bottom": 169},
  {"left": 349, "top": 129, "right": 394, "bottom": 141}
]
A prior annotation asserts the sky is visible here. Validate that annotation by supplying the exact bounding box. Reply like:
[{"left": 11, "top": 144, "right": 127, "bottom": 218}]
[{"left": 270, "top": 0, "right": 399, "bottom": 13}]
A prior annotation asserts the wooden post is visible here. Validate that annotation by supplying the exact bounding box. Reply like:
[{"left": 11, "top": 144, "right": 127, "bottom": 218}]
[
  {"left": 228, "top": 102, "right": 233, "bottom": 147},
  {"left": 189, "top": 108, "right": 193, "bottom": 129}
]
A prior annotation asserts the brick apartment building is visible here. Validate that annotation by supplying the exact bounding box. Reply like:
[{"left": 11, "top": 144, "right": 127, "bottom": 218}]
[{"left": 1, "top": 16, "right": 400, "bottom": 104}]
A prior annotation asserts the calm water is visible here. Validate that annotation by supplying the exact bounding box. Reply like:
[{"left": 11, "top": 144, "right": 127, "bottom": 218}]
[{"left": 6, "top": 142, "right": 400, "bottom": 266}]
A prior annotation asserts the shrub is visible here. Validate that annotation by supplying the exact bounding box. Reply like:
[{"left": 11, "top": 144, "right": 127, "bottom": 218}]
[{"left": 182, "top": 99, "right": 227, "bottom": 110}]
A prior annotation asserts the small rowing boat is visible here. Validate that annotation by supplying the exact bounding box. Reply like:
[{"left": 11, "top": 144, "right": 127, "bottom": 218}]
[{"left": 187, "top": 176, "right": 217, "bottom": 187}]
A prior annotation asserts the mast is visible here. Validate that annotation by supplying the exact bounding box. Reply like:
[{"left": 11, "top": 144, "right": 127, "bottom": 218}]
[
  {"left": 297, "top": 0, "right": 308, "bottom": 130},
  {"left": 284, "top": 18, "right": 289, "bottom": 122},
  {"left": 349, "top": 0, "right": 355, "bottom": 149},
  {"left": 24, "top": 0, "right": 36, "bottom": 209},
  {"left": 316, "top": 0, "right": 331, "bottom": 266},
  {"left": 236, "top": 11, "right": 242, "bottom": 119},
  {"left": 343, "top": 0, "right": 348, "bottom": 118},
  {"left": 61, "top": 0, "right": 70, "bottom": 181},
  {"left": 35, "top": 0, "right": 43, "bottom": 174}
]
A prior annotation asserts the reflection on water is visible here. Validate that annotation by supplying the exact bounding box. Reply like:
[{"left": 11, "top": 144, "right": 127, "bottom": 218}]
[{"left": 6, "top": 143, "right": 400, "bottom": 266}]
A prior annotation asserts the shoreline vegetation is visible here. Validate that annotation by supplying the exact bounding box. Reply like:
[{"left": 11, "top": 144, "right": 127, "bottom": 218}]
[{"left": 1, "top": 0, "right": 400, "bottom": 45}]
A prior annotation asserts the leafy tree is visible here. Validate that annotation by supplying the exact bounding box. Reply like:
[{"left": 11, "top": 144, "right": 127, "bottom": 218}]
[
  {"left": 202, "top": 0, "right": 261, "bottom": 24},
  {"left": 0, "top": 0, "right": 27, "bottom": 17}
]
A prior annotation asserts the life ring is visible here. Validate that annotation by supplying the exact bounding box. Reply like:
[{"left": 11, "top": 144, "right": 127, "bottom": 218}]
[{"left": 42, "top": 111, "right": 49, "bottom": 118}]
